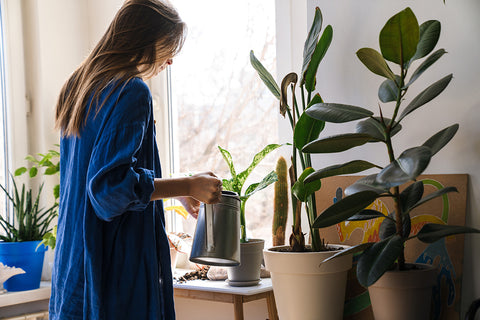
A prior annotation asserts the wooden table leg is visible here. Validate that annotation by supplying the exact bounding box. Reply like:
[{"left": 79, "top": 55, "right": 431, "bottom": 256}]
[
  {"left": 266, "top": 291, "right": 279, "bottom": 320},
  {"left": 233, "top": 295, "right": 244, "bottom": 320}
]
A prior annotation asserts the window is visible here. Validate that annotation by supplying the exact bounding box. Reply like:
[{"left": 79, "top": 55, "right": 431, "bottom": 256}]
[
  {"left": 0, "top": 0, "right": 10, "bottom": 221},
  {"left": 167, "top": 0, "right": 278, "bottom": 244}
]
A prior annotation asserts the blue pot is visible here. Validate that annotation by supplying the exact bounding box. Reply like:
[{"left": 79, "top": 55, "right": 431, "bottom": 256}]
[{"left": 0, "top": 240, "right": 47, "bottom": 291}]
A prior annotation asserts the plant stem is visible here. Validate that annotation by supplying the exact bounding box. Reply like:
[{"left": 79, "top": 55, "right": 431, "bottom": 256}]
[{"left": 240, "top": 201, "right": 247, "bottom": 243}]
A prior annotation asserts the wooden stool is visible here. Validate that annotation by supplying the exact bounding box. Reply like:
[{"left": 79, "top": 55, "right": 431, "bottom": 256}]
[{"left": 173, "top": 278, "right": 278, "bottom": 320}]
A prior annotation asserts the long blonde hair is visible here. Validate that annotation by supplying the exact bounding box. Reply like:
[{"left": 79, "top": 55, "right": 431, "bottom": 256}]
[{"left": 55, "top": 0, "right": 186, "bottom": 137}]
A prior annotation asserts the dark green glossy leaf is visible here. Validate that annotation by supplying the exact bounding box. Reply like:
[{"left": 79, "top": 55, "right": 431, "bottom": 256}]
[
  {"left": 409, "top": 186, "right": 458, "bottom": 212},
  {"left": 292, "top": 168, "right": 322, "bottom": 202},
  {"left": 301, "top": 7, "right": 323, "bottom": 85},
  {"left": 294, "top": 95, "right": 325, "bottom": 150},
  {"left": 14, "top": 167, "right": 27, "bottom": 176},
  {"left": 302, "top": 133, "right": 373, "bottom": 154},
  {"left": 378, "top": 76, "right": 400, "bottom": 103},
  {"left": 379, "top": 7, "right": 419, "bottom": 65},
  {"left": 345, "top": 174, "right": 389, "bottom": 196},
  {"left": 357, "top": 48, "right": 396, "bottom": 80},
  {"left": 304, "top": 25, "right": 333, "bottom": 92},
  {"left": 304, "top": 160, "right": 380, "bottom": 184},
  {"left": 280, "top": 73, "right": 298, "bottom": 117},
  {"left": 357, "top": 235, "right": 405, "bottom": 287},
  {"left": 410, "top": 20, "right": 441, "bottom": 63},
  {"left": 399, "top": 74, "right": 453, "bottom": 122},
  {"left": 305, "top": 103, "right": 373, "bottom": 123},
  {"left": 313, "top": 190, "right": 379, "bottom": 228},
  {"left": 400, "top": 181, "right": 424, "bottom": 213},
  {"left": 348, "top": 209, "right": 386, "bottom": 221},
  {"left": 244, "top": 171, "right": 278, "bottom": 199},
  {"left": 379, "top": 212, "right": 411, "bottom": 240},
  {"left": 250, "top": 50, "right": 280, "bottom": 100},
  {"left": 53, "top": 184, "right": 60, "bottom": 199},
  {"left": 422, "top": 124, "right": 459, "bottom": 156},
  {"left": 320, "top": 242, "right": 375, "bottom": 265},
  {"left": 355, "top": 117, "right": 402, "bottom": 142},
  {"left": 376, "top": 146, "right": 432, "bottom": 188},
  {"left": 417, "top": 224, "right": 480, "bottom": 243},
  {"left": 406, "top": 49, "right": 446, "bottom": 87}
]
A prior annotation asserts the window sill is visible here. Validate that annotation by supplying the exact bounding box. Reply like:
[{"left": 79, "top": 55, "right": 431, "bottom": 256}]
[{"left": 0, "top": 281, "right": 51, "bottom": 308}]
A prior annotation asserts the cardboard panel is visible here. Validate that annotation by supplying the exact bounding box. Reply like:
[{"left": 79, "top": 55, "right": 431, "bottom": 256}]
[{"left": 314, "top": 174, "right": 468, "bottom": 320}]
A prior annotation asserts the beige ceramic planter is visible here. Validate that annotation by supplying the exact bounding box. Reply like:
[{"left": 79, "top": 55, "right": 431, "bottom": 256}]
[
  {"left": 264, "top": 245, "right": 352, "bottom": 320},
  {"left": 368, "top": 263, "right": 437, "bottom": 320}
]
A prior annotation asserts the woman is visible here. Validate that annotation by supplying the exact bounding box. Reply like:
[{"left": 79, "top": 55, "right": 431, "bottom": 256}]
[{"left": 50, "top": 1, "right": 221, "bottom": 319}]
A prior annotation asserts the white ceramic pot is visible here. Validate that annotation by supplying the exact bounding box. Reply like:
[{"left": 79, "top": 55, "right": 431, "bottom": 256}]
[
  {"left": 368, "top": 263, "right": 437, "bottom": 320},
  {"left": 264, "top": 245, "right": 352, "bottom": 320}
]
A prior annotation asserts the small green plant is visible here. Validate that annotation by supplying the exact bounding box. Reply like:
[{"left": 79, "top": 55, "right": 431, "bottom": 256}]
[
  {"left": 251, "top": 7, "right": 330, "bottom": 251},
  {"left": 0, "top": 176, "right": 58, "bottom": 242},
  {"left": 219, "top": 144, "right": 281, "bottom": 243},
  {"left": 302, "top": 7, "right": 480, "bottom": 287}
]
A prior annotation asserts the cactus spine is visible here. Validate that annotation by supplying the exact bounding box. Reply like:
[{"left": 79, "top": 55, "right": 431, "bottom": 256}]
[{"left": 273, "top": 156, "right": 289, "bottom": 246}]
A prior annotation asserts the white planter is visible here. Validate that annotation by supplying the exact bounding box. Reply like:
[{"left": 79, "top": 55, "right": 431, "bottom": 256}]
[
  {"left": 264, "top": 245, "right": 352, "bottom": 320},
  {"left": 368, "top": 263, "right": 437, "bottom": 320}
]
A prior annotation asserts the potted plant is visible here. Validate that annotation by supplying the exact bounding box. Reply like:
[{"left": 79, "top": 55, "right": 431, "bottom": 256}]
[
  {"left": 251, "top": 7, "right": 353, "bottom": 319},
  {"left": 302, "top": 7, "right": 480, "bottom": 320},
  {"left": 0, "top": 175, "right": 58, "bottom": 291},
  {"left": 218, "top": 144, "right": 280, "bottom": 286}
]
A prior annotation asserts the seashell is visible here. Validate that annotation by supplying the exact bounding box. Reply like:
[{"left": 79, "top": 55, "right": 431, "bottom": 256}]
[{"left": 0, "top": 262, "right": 26, "bottom": 285}]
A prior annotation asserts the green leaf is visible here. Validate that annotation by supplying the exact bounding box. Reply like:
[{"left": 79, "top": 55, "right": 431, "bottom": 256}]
[
  {"left": 304, "top": 160, "right": 380, "bottom": 184},
  {"left": 406, "top": 49, "right": 446, "bottom": 87},
  {"left": 293, "top": 93, "right": 325, "bottom": 150},
  {"left": 313, "top": 190, "right": 379, "bottom": 228},
  {"left": 301, "top": 7, "right": 323, "bottom": 86},
  {"left": 345, "top": 174, "right": 389, "bottom": 196},
  {"left": 292, "top": 168, "right": 321, "bottom": 202},
  {"left": 378, "top": 76, "right": 401, "bottom": 103},
  {"left": 218, "top": 146, "right": 237, "bottom": 181},
  {"left": 357, "top": 235, "right": 405, "bottom": 287},
  {"left": 376, "top": 146, "right": 432, "bottom": 188},
  {"left": 399, "top": 74, "right": 453, "bottom": 122},
  {"left": 237, "top": 144, "right": 282, "bottom": 191},
  {"left": 45, "top": 167, "right": 59, "bottom": 175},
  {"left": 355, "top": 117, "right": 402, "bottom": 142},
  {"left": 14, "top": 167, "right": 27, "bottom": 176},
  {"left": 417, "top": 224, "right": 480, "bottom": 243},
  {"left": 348, "top": 209, "right": 387, "bottom": 221},
  {"left": 304, "top": 25, "right": 333, "bottom": 92},
  {"left": 409, "top": 186, "right": 458, "bottom": 212},
  {"left": 302, "top": 133, "right": 373, "bottom": 154},
  {"left": 29, "top": 167, "right": 38, "bottom": 178},
  {"left": 250, "top": 50, "right": 280, "bottom": 100},
  {"left": 244, "top": 171, "right": 278, "bottom": 199},
  {"left": 221, "top": 179, "right": 235, "bottom": 193},
  {"left": 320, "top": 242, "right": 375, "bottom": 265},
  {"left": 53, "top": 184, "right": 60, "bottom": 199},
  {"left": 379, "top": 212, "right": 411, "bottom": 240},
  {"left": 409, "top": 20, "right": 441, "bottom": 63},
  {"left": 422, "top": 124, "right": 459, "bottom": 156},
  {"left": 379, "top": 7, "right": 419, "bottom": 66},
  {"left": 357, "top": 48, "right": 396, "bottom": 80},
  {"left": 306, "top": 103, "right": 373, "bottom": 123},
  {"left": 400, "top": 181, "right": 424, "bottom": 213}
]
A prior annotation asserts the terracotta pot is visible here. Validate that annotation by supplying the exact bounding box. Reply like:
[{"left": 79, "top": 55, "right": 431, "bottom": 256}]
[
  {"left": 264, "top": 245, "right": 352, "bottom": 320},
  {"left": 226, "top": 239, "right": 264, "bottom": 286},
  {"left": 368, "top": 263, "right": 437, "bottom": 320}
]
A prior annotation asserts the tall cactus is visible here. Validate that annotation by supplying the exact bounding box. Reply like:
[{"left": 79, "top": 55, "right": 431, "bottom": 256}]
[{"left": 273, "top": 156, "right": 289, "bottom": 246}]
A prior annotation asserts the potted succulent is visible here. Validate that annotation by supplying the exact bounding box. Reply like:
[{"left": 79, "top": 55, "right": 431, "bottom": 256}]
[
  {"left": 302, "top": 7, "right": 480, "bottom": 320},
  {"left": 218, "top": 144, "right": 280, "bottom": 286},
  {"left": 251, "top": 7, "right": 352, "bottom": 319},
  {"left": 0, "top": 175, "right": 58, "bottom": 291}
]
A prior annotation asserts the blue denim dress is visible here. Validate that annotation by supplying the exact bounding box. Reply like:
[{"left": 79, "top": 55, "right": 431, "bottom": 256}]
[{"left": 49, "top": 78, "right": 175, "bottom": 319}]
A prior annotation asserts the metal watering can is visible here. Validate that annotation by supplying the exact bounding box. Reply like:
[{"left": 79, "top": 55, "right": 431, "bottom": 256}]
[{"left": 189, "top": 191, "right": 241, "bottom": 266}]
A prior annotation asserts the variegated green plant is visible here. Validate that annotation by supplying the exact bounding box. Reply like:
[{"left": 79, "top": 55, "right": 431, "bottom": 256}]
[
  {"left": 251, "top": 7, "right": 330, "bottom": 252},
  {"left": 301, "top": 7, "right": 480, "bottom": 287},
  {"left": 219, "top": 144, "right": 281, "bottom": 243}
]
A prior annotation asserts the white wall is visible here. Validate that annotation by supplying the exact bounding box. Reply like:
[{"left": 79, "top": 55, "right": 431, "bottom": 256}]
[{"left": 275, "top": 0, "right": 480, "bottom": 316}]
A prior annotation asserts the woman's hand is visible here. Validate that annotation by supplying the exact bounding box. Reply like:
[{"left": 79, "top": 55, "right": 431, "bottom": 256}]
[
  {"left": 188, "top": 172, "right": 222, "bottom": 204},
  {"left": 177, "top": 196, "right": 201, "bottom": 219}
]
